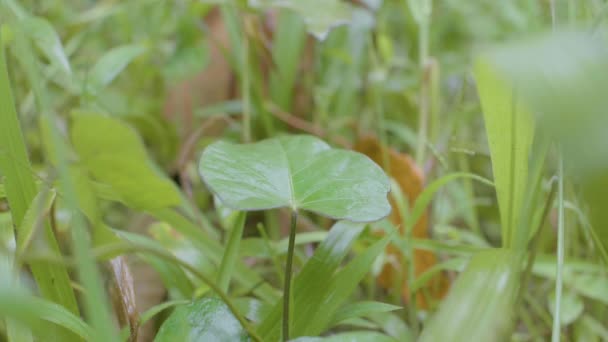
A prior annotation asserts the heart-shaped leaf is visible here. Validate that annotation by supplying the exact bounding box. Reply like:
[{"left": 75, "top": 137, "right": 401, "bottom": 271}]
[
  {"left": 155, "top": 297, "right": 250, "bottom": 342},
  {"left": 199, "top": 135, "right": 390, "bottom": 222}
]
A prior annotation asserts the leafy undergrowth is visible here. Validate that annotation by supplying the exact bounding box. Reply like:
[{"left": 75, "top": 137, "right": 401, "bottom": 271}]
[{"left": 1, "top": 1, "right": 608, "bottom": 342}]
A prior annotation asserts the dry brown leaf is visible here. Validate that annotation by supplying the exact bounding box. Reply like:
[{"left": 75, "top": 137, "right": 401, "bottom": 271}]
[
  {"left": 354, "top": 135, "right": 449, "bottom": 309},
  {"left": 108, "top": 256, "right": 140, "bottom": 342}
]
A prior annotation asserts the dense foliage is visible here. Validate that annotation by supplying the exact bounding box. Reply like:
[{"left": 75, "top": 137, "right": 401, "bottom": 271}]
[{"left": 1, "top": 1, "right": 608, "bottom": 341}]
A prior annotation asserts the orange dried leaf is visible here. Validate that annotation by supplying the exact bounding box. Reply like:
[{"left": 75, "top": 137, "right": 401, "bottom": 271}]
[{"left": 354, "top": 135, "right": 449, "bottom": 309}]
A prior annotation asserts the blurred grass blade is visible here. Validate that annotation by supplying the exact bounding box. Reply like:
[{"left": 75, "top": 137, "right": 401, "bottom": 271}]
[
  {"left": 217, "top": 211, "right": 247, "bottom": 292},
  {"left": 474, "top": 59, "right": 535, "bottom": 249},
  {"left": 20, "top": 16, "right": 71, "bottom": 74},
  {"left": 0, "top": 31, "right": 80, "bottom": 341},
  {"left": 0, "top": 288, "right": 94, "bottom": 340},
  {"left": 476, "top": 31, "right": 608, "bottom": 263},
  {"left": 0, "top": 213, "right": 33, "bottom": 342},
  {"left": 269, "top": 10, "right": 307, "bottom": 110},
  {"left": 258, "top": 221, "right": 365, "bottom": 340},
  {"left": 87, "top": 44, "right": 145, "bottom": 90},
  {"left": 329, "top": 301, "right": 401, "bottom": 328},
  {"left": 12, "top": 21, "right": 118, "bottom": 340},
  {"left": 302, "top": 235, "right": 391, "bottom": 336},
  {"left": 409, "top": 172, "right": 494, "bottom": 229},
  {"left": 292, "top": 331, "right": 398, "bottom": 342},
  {"left": 419, "top": 249, "right": 522, "bottom": 342},
  {"left": 15, "top": 188, "right": 55, "bottom": 259}
]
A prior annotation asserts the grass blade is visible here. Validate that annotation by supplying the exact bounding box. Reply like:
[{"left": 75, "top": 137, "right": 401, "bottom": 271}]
[
  {"left": 0, "top": 29, "right": 80, "bottom": 341},
  {"left": 474, "top": 59, "right": 535, "bottom": 249},
  {"left": 258, "top": 220, "right": 366, "bottom": 340},
  {"left": 419, "top": 249, "right": 522, "bottom": 342}
]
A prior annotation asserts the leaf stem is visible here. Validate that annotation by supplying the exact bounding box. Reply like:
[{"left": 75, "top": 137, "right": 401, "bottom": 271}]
[
  {"left": 283, "top": 210, "right": 298, "bottom": 341},
  {"left": 552, "top": 156, "right": 565, "bottom": 342}
]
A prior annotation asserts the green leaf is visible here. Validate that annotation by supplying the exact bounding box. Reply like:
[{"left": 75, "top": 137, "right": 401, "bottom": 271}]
[
  {"left": 329, "top": 301, "right": 401, "bottom": 328},
  {"left": 0, "top": 287, "right": 93, "bottom": 340},
  {"left": 0, "top": 32, "right": 80, "bottom": 341},
  {"left": 474, "top": 59, "right": 535, "bottom": 248},
  {"left": 249, "top": 0, "right": 357, "bottom": 41},
  {"left": 303, "top": 235, "right": 391, "bottom": 336},
  {"left": 199, "top": 135, "right": 390, "bottom": 222},
  {"left": 71, "top": 113, "right": 181, "bottom": 210},
  {"left": 258, "top": 221, "right": 365, "bottom": 339},
  {"left": 474, "top": 31, "right": 608, "bottom": 263},
  {"left": 155, "top": 297, "right": 251, "bottom": 342},
  {"left": 259, "top": 222, "right": 391, "bottom": 340},
  {"left": 88, "top": 44, "right": 145, "bottom": 90},
  {"left": 419, "top": 249, "right": 522, "bottom": 342},
  {"left": 19, "top": 17, "right": 71, "bottom": 74},
  {"left": 292, "top": 331, "right": 398, "bottom": 342},
  {"left": 164, "top": 44, "right": 208, "bottom": 82},
  {"left": 548, "top": 290, "right": 584, "bottom": 326}
]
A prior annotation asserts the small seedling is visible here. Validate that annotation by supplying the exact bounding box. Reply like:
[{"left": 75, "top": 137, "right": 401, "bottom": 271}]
[{"left": 199, "top": 134, "right": 391, "bottom": 341}]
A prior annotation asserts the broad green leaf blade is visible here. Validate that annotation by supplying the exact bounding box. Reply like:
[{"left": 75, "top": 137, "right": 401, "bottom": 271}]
[
  {"left": 71, "top": 113, "right": 181, "bottom": 210},
  {"left": 155, "top": 297, "right": 250, "bottom": 342},
  {"left": 88, "top": 44, "right": 145, "bottom": 89},
  {"left": 474, "top": 60, "right": 535, "bottom": 248},
  {"left": 19, "top": 17, "right": 71, "bottom": 74},
  {"left": 475, "top": 31, "right": 608, "bottom": 263},
  {"left": 258, "top": 221, "right": 365, "bottom": 339},
  {"left": 199, "top": 135, "right": 390, "bottom": 222},
  {"left": 0, "top": 288, "right": 93, "bottom": 340},
  {"left": 250, "top": 0, "right": 357, "bottom": 41},
  {"left": 419, "top": 249, "right": 522, "bottom": 342},
  {"left": 292, "top": 331, "right": 398, "bottom": 342}
]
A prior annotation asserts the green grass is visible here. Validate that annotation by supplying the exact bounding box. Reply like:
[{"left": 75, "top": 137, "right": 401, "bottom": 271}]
[{"left": 1, "top": 0, "right": 608, "bottom": 341}]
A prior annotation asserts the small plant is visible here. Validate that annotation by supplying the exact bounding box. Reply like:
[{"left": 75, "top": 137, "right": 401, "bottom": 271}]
[{"left": 196, "top": 135, "right": 391, "bottom": 341}]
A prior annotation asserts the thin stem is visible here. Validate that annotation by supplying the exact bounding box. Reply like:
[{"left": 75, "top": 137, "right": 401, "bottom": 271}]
[
  {"left": 414, "top": 3, "right": 431, "bottom": 166},
  {"left": 549, "top": 4, "right": 564, "bottom": 341},
  {"left": 552, "top": 156, "right": 565, "bottom": 342},
  {"left": 282, "top": 211, "right": 298, "bottom": 341},
  {"left": 242, "top": 32, "right": 251, "bottom": 143}
]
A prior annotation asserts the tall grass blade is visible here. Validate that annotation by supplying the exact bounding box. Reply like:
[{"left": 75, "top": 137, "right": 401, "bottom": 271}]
[
  {"left": 474, "top": 59, "right": 535, "bottom": 248},
  {"left": 0, "top": 30, "right": 80, "bottom": 341}
]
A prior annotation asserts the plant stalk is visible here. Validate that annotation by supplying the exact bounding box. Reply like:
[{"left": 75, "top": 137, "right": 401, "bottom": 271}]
[
  {"left": 283, "top": 210, "right": 298, "bottom": 341},
  {"left": 552, "top": 156, "right": 565, "bottom": 342}
]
